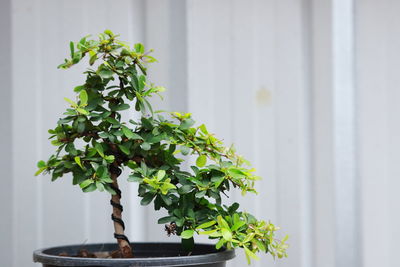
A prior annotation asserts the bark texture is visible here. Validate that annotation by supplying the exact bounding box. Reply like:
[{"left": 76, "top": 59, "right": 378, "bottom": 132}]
[{"left": 110, "top": 168, "right": 133, "bottom": 258}]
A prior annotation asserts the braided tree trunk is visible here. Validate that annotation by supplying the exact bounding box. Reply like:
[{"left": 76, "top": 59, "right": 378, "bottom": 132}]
[{"left": 109, "top": 165, "right": 133, "bottom": 258}]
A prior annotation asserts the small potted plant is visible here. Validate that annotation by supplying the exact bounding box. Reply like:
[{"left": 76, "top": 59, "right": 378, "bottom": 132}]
[{"left": 33, "top": 30, "right": 288, "bottom": 267}]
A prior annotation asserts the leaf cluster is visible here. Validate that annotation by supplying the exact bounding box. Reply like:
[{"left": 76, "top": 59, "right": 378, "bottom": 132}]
[{"left": 36, "top": 30, "right": 288, "bottom": 264}]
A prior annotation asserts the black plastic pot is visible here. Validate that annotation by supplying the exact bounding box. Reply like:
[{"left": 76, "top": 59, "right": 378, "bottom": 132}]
[{"left": 33, "top": 242, "right": 235, "bottom": 267}]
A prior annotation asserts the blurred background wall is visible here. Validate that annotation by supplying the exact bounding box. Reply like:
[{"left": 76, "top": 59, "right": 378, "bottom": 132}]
[{"left": 1, "top": 0, "right": 399, "bottom": 267}]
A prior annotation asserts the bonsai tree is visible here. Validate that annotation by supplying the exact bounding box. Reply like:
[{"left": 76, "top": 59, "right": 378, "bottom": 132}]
[{"left": 35, "top": 30, "right": 288, "bottom": 264}]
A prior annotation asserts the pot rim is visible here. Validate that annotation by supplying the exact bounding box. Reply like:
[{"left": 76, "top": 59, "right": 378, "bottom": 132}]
[{"left": 33, "top": 242, "right": 235, "bottom": 266}]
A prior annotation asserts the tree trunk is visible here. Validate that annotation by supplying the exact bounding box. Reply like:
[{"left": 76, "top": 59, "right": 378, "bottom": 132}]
[{"left": 110, "top": 167, "right": 133, "bottom": 258}]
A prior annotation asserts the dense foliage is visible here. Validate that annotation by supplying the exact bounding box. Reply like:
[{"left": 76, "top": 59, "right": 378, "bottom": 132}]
[{"left": 36, "top": 30, "right": 288, "bottom": 263}]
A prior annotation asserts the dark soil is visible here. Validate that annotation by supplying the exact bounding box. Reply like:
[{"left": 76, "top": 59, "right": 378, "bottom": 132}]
[{"left": 59, "top": 249, "right": 126, "bottom": 258}]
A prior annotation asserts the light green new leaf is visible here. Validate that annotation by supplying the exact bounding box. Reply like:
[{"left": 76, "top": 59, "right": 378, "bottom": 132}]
[
  {"left": 217, "top": 215, "right": 230, "bottom": 229},
  {"left": 37, "top": 160, "right": 46, "bottom": 168},
  {"left": 231, "top": 220, "right": 246, "bottom": 231},
  {"left": 244, "top": 247, "right": 260, "bottom": 262},
  {"left": 215, "top": 239, "right": 226, "bottom": 250},
  {"left": 157, "top": 170, "right": 166, "bottom": 180},
  {"left": 76, "top": 108, "right": 89, "bottom": 115},
  {"left": 196, "top": 155, "right": 207, "bottom": 167},
  {"left": 35, "top": 167, "right": 47, "bottom": 176},
  {"left": 181, "top": 229, "right": 194, "bottom": 239},
  {"left": 64, "top": 97, "right": 77, "bottom": 108},
  {"left": 160, "top": 183, "right": 176, "bottom": 195},
  {"left": 134, "top": 43, "right": 144, "bottom": 53},
  {"left": 221, "top": 228, "right": 232, "bottom": 241},
  {"left": 199, "top": 124, "right": 208, "bottom": 134},
  {"left": 104, "top": 29, "right": 114, "bottom": 36},
  {"left": 104, "top": 155, "right": 115, "bottom": 162},
  {"left": 79, "top": 90, "right": 88, "bottom": 105},
  {"left": 196, "top": 220, "right": 216, "bottom": 230},
  {"left": 199, "top": 229, "right": 219, "bottom": 236},
  {"left": 74, "top": 156, "right": 84, "bottom": 169}
]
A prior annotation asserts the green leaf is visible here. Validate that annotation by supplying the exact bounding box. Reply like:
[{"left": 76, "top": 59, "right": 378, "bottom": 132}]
[
  {"left": 69, "top": 41, "right": 75, "bottom": 58},
  {"left": 217, "top": 215, "right": 230, "bottom": 229},
  {"left": 134, "top": 43, "right": 144, "bottom": 53},
  {"left": 127, "top": 174, "right": 142, "bottom": 182},
  {"left": 104, "top": 184, "right": 116, "bottom": 195},
  {"left": 89, "top": 54, "right": 97, "bottom": 65},
  {"left": 199, "top": 124, "right": 208, "bottom": 134},
  {"left": 215, "top": 238, "right": 226, "bottom": 249},
  {"left": 74, "top": 85, "right": 85, "bottom": 92},
  {"left": 64, "top": 97, "right": 77, "bottom": 107},
  {"left": 79, "top": 179, "right": 93, "bottom": 189},
  {"left": 157, "top": 215, "right": 176, "bottom": 224},
  {"left": 96, "top": 181, "right": 104, "bottom": 191},
  {"left": 76, "top": 108, "right": 89, "bottom": 115},
  {"left": 98, "top": 69, "right": 113, "bottom": 79},
  {"left": 118, "top": 144, "right": 130, "bottom": 155},
  {"left": 180, "top": 229, "right": 194, "bottom": 239},
  {"left": 95, "top": 143, "right": 104, "bottom": 157},
  {"left": 105, "top": 117, "right": 120, "bottom": 125},
  {"left": 221, "top": 228, "right": 232, "bottom": 241},
  {"left": 228, "top": 202, "right": 240, "bottom": 213},
  {"left": 139, "top": 75, "right": 146, "bottom": 91},
  {"left": 196, "top": 221, "right": 216, "bottom": 230},
  {"left": 180, "top": 118, "right": 195, "bottom": 130},
  {"left": 140, "top": 142, "right": 151, "bottom": 151},
  {"left": 243, "top": 233, "right": 255, "bottom": 244},
  {"left": 160, "top": 183, "right": 176, "bottom": 195},
  {"left": 79, "top": 90, "right": 88, "bottom": 105},
  {"left": 231, "top": 220, "right": 246, "bottom": 231},
  {"left": 37, "top": 160, "right": 46, "bottom": 168},
  {"left": 104, "top": 155, "right": 115, "bottom": 162},
  {"left": 122, "top": 126, "right": 142, "bottom": 140},
  {"left": 50, "top": 140, "right": 63, "bottom": 146},
  {"left": 160, "top": 194, "right": 172, "bottom": 205},
  {"left": 104, "top": 29, "right": 114, "bottom": 36},
  {"left": 244, "top": 247, "right": 260, "bottom": 261},
  {"left": 72, "top": 51, "right": 82, "bottom": 64},
  {"left": 199, "top": 229, "right": 218, "bottom": 235},
  {"left": 211, "top": 175, "right": 225, "bottom": 188},
  {"left": 113, "top": 104, "right": 130, "bottom": 111},
  {"left": 195, "top": 190, "right": 207, "bottom": 198},
  {"left": 65, "top": 143, "right": 78, "bottom": 155},
  {"left": 35, "top": 167, "right": 46, "bottom": 176},
  {"left": 228, "top": 168, "right": 246, "bottom": 179},
  {"left": 157, "top": 170, "right": 166, "bottom": 180},
  {"left": 179, "top": 185, "right": 193, "bottom": 194},
  {"left": 196, "top": 155, "right": 207, "bottom": 167},
  {"left": 82, "top": 183, "right": 96, "bottom": 192},
  {"left": 181, "top": 146, "right": 190, "bottom": 156},
  {"left": 74, "top": 156, "right": 84, "bottom": 169},
  {"left": 140, "top": 193, "right": 155, "bottom": 205},
  {"left": 253, "top": 239, "right": 266, "bottom": 252}
]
